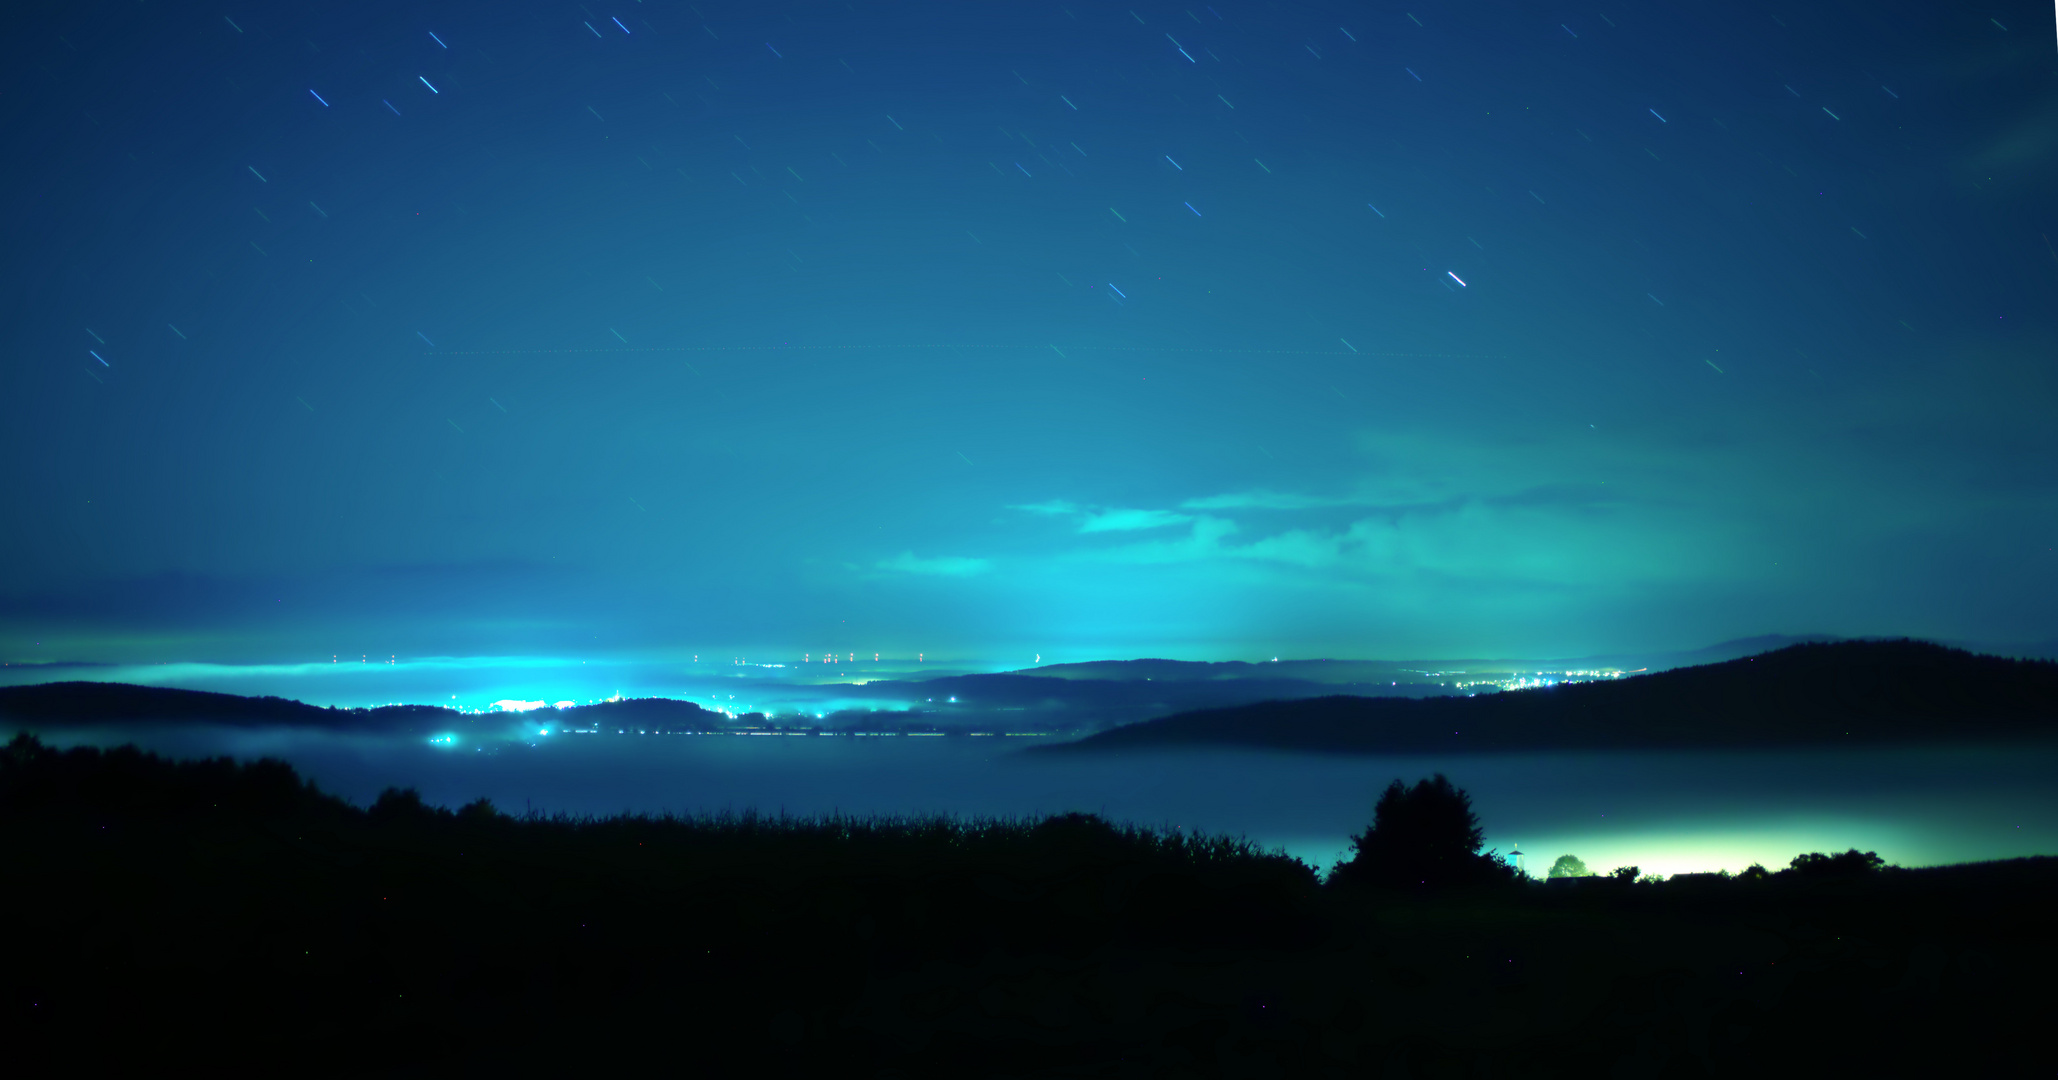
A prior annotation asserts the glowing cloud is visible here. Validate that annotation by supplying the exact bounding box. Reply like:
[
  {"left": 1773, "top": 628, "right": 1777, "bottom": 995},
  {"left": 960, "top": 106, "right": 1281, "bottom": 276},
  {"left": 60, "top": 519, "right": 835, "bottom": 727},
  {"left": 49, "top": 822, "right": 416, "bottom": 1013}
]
[
  {"left": 1014, "top": 501, "right": 1193, "bottom": 533},
  {"left": 1181, "top": 491, "right": 1369, "bottom": 511},
  {"left": 1077, "top": 508, "right": 1193, "bottom": 533},
  {"left": 878, "top": 552, "right": 992, "bottom": 576},
  {"left": 1009, "top": 500, "right": 1081, "bottom": 516}
]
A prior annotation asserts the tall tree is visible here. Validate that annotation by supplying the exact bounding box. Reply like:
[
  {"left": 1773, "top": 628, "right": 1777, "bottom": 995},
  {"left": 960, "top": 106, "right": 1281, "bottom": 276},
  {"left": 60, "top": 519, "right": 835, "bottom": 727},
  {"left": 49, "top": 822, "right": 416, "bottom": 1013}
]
[{"left": 1331, "top": 774, "right": 1514, "bottom": 889}]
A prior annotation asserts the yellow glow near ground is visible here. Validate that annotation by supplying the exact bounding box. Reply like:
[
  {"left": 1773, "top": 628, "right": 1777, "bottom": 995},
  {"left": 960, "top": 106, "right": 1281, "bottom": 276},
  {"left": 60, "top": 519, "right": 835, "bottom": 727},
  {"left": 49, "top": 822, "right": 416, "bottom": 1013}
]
[
  {"left": 1497, "top": 817, "right": 1914, "bottom": 878},
  {"left": 1278, "top": 818, "right": 1973, "bottom": 879}
]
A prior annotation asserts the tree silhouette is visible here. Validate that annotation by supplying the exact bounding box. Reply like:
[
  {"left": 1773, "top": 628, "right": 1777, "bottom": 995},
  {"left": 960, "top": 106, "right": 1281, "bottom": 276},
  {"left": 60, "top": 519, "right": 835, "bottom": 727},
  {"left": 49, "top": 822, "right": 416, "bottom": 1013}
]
[
  {"left": 1331, "top": 774, "right": 1515, "bottom": 889},
  {"left": 1547, "top": 854, "right": 1590, "bottom": 879},
  {"left": 1787, "top": 849, "right": 1889, "bottom": 877}
]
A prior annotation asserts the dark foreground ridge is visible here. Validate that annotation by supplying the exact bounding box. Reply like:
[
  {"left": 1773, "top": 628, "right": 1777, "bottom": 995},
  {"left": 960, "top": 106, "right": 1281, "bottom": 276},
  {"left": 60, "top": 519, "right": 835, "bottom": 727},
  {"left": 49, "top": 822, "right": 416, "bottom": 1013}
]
[
  {"left": 1038, "top": 639, "right": 2058, "bottom": 755},
  {"left": 3, "top": 734, "right": 2053, "bottom": 1075}
]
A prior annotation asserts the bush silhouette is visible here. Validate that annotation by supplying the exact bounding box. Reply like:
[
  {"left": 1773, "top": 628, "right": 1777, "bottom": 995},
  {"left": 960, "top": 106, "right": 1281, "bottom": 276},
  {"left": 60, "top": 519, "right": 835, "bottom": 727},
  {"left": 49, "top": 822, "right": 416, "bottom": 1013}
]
[
  {"left": 1547, "top": 854, "right": 1590, "bottom": 879},
  {"left": 457, "top": 797, "right": 505, "bottom": 823},
  {"left": 1331, "top": 774, "right": 1515, "bottom": 889},
  {"left": 368, "top": 786, "right": 440, "bottom": 825}
]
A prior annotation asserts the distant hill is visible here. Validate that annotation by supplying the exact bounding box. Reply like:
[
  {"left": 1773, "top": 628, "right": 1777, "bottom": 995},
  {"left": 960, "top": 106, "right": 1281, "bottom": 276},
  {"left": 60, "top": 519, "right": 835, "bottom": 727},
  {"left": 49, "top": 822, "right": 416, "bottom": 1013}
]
[
  {"left": 1017, "top": 658, "right": 1306, "bottom": 682},
  {"left": 1035, "top": 640, "right": 2058, "bottom": 755},
  {"left": 13, "top": 639, "right": 2053, "bottom": 747},
  {"left": 841, "top": 670, "right": 1455, "bottom": 731},
  {"left": 0, "top": 682, "right": 460, "bottom": 732},
  {"left": 0, "top": 677, "right": 1431, "bottom": 740},
  {"left": 1012, "top": 635, "right": 1843, "bottom": 685},
  {"left": 553, "top": 697, "right": 742, "bottom": 731},
  {"left": 0, "top": 682, "right": 733, "bottom": 736}
]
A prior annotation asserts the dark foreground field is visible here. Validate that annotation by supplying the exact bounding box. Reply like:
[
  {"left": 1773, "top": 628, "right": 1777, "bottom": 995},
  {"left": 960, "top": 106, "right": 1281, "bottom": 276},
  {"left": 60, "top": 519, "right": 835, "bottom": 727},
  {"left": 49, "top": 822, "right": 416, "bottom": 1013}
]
[{"left": 1, "top": 735, "right": 2048, "bottom": 1077}]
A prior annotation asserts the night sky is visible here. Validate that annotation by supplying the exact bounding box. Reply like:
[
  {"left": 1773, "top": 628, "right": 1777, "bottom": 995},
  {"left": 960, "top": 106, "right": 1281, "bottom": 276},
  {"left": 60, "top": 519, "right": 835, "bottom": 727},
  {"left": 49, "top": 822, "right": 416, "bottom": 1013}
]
[{"left": 5, "top": 0, "right": 2055, "bottom": 676}]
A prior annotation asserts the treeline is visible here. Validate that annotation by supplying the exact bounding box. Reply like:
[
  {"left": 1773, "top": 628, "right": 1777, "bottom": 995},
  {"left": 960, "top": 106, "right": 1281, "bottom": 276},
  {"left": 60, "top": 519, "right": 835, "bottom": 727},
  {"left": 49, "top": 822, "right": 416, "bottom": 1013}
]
[{"left": 3, "top": 735, "right": 2053, "bottom": 1075}]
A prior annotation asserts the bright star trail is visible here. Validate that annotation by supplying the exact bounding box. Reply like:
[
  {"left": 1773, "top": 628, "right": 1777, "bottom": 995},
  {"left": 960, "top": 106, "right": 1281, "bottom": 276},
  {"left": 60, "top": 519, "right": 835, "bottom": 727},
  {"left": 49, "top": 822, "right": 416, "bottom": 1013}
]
[{"left": 0, "top": 0, "right": 2052, "bottom": 669}]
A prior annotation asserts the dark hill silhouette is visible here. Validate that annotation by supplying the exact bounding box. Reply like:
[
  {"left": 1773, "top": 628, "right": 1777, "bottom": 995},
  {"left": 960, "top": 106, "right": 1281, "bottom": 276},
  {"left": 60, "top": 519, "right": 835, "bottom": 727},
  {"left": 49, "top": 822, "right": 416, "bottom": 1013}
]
[
  {"left": 1014, "top": 634, "right": 1842, "bottom": 684},
  {"left": 562, "top": 696, "right": 737, "bottom": 730},
  {"left": 0, "top": 680, "right": 463, "bottom": 731},
  {"left": 10, "top": 638, "right": 2050, "bottom": 746},
  {"left": 846, "top": 670, "right": 1455, "bottom": 720},
  {"left": 1037, "top": 640, "right": 2058, "bottom": 755},
  {"left": 0, "top": 683, "right": 733, "bottom": 736},
  {"left": 0, "top": 676, "right": 1449, "bottom": 739},
  {"left": 1017, "top": 658, "right": 1286, "bottom": 682},
  {"left": 0, "top": 635, "right": 1872, "bottom": 740}
]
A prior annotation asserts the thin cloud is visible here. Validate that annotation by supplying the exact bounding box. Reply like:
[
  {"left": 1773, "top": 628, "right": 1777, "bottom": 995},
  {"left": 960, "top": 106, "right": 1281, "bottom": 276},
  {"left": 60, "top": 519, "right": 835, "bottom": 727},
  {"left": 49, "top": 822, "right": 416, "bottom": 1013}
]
[
  {"left": 877, "top": 552, "right": 992, "bottom": 576},
  {"left": 1181, "top": 491, "right": 1366, "bottom": 511},
  {"left": 1078, "top": 508, "right": 1192, "bottom": 533},
  {"left": 1012, "top": 500, "right": 1192, "bottom": 533},
  {"left": 1092, "top": 500, "right": 1740, "bottom": 587},
  {"left": 1009, "top": 500, "right": 1080, "bottom": 516}
]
